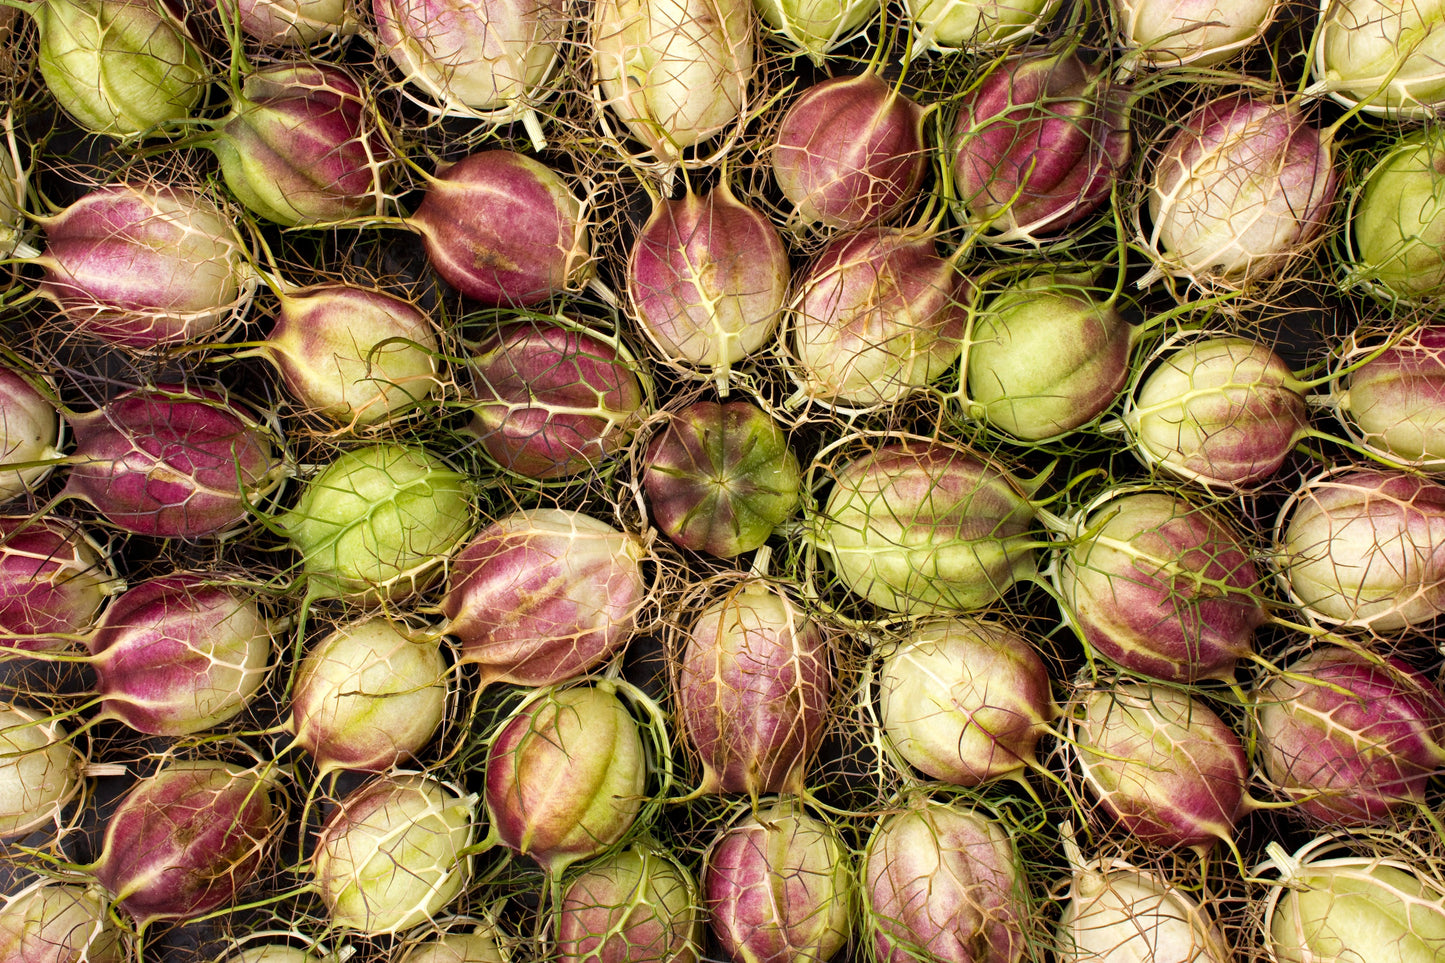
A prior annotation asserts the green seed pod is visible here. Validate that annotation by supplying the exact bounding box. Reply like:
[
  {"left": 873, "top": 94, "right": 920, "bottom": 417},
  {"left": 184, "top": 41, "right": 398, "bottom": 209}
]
[
  {"left": 753, "top": 0, "right": 876, "bottom": 63},
  {"left": 1350, "top": 126, "right": 1445, "bottom": 301},
  {"left": 906, "top": 0, "right": 1059, "bottom": 54},
  {"left": 1314, "top": 0, "right": 1445, "bottom": 119}
]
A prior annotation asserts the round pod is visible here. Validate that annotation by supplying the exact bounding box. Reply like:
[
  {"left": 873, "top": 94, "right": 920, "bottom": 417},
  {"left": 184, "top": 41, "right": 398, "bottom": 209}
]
[
  {"left": 0, "top": 703, "right": 83, "bottom": 839},
  {"left": 398, "top": 927, "right": 509, "bottom": 963},
  {"left": 1115, "top": 0, "right": 1279, "bottom": 66},
  {"left": 1349, "top": 125, "right": 1445, "bottom": 301},
  {"left": 1337, "top": 324, "right": 1445, "bottom": 468},
  {"left": 1313, "top": 0, "right": 1445, "bottom": 119},
  {"left": 1055, "top": 854, "right": 1230, "bottom": 963},
  {"left": 558, "top": 842, "right": 700, "bottom": 963},
  {"left": 905, "top": 0, "right": 1060, "bottom": 54},
  {"left": 0, "top": 881, "right": 124, "bottom": 963},
  {"left": 0, "top": 363, "right": 60, "bottom": 503},
  {"left": 0, "top": 515, "right": 116, "bottom": 653}
]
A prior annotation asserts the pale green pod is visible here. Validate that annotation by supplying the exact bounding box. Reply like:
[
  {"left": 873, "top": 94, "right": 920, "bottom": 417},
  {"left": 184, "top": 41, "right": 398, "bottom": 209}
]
[
  {"left": 1350, "top": 126, "right": 1445, "bottom": 300},
  {"left": 906, "top": 0, "right": 1059, "bottom": 54},
  {"left": 753, "top": 0, "right": 876, "bottom": 62},
  {"left": 1314, "top": 0, "right": 1445, "bottom": 119}
]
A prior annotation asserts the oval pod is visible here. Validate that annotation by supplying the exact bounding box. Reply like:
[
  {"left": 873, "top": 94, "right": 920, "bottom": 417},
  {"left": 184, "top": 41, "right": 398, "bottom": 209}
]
[
  {"left": 1348, "top": 123, "right": 1445, "bottom": 302},
  {"left": 211, "top": 0, "right": 352, "bottom": 47},
  {"left": 1114, "top": 0, "right": 1280, "bottom": 67},
  {"left": 0, "top": 881, "right": 124, "bottom": 963},
  {"left": 0, "top": 703, "right": 83, "bottom": 839},
  {"left": 755, "top": 0, "right": 875, "bottom": 61},
  {"left": 0, "top": 515, "right": 116, "bottom": 653},
  {"left": 905, "top": 0, "right": 1060, "bottom": 54},
  {"left": 1336, "top": 325, "right": 1445, "bottom": 467},
  {"left": 0, "top": 363, "right": 61, "bottom": 503},
  {"left": 399, "top": 927, "right": 509, "bottom": 963},
  {"left": 1314, "top": 0, "right": 1445, "bottom": 119},
  {"left": 558, "top": 841, "right": 700, "bottom": 963}
]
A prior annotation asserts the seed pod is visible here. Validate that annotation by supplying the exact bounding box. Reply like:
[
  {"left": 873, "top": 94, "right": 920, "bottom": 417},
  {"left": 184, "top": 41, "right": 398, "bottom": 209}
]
[
  {"left": 642, "top": 400, "right": 801, "bottom": 558},
  {"left": 965, "top": 272, "right": 1134, "bottom": 441},
  {"left": 1314, "top": 0, "right": 1445, "bottom": 118},
  {"left": 0, "top": 881, "right": 125, "bottom": 963},
  {"left": 754, "top": 0, "right": 876, "bottom": 61},
  {"left": 484, "top": 682, "right": 647, "bottom": 875},
  {"left": 773, "top": 73, "right": 927, "bottom": 231},
  {"left": 262, "top": 283, "right": 440, "bottom": 427},
  {"left": 464, "top": 320, "right": 648, "bottom": 480},
  {"left": 877, "top": 617, "right": 1054, "bottom": 786},
  {"left": 592, "top": 0, "right": 753, "bottom": 162},
  {"left": 1349, "top": 127, "right": 1445, "bottom": 301},
  {"left": 1337, "top": 325, "right": 1445, "bottom": 467},
  {"left": 63, "top": 385, "right": 284, "bottom": 539},
  {"left": 0, "top": 515, "right": 116, "bottom": 653},
  {"left": 225, "top": 947, "right": 319, "bottom": 963},
  {"left": 702, "top": 799, "right": 852, "bottom": 963},
  {"left": 1253, "top": 645, "right": 1445, "bottom": 825},
  {"left": 88, "top": 573, "right": 272, "bottom": 736},
  {"left": 211, "top": 0, "right": 351, "bottom": 46},
  {"left": 1055, "top": 490, "right": 1264, "bottom": 683},
  {"left": 677, "top": 579, "right": 831, "bottom": 795},
  {"left": 313, "top": 773, "right": 475, "bottom": 934},
  {"left": 290, "top": 615, "right": 447, "bottom": 773},
  {"left": 953, "top": 52, "right": 1131, "bottom": 242},
  {"left": 813, "top": 439, "right": 1039, "bottom": 615},
  {"left": 375, "top": 0, "right": 566, "bottom": 118},
  {"left": 210, "top": 63, "right": 390, "bottom": 227},
  {"left": 35, "top": 183, "right": 255, "bottom": 350},
  {"left": 0, "top": 703, "right": 82, "bottom": 838},
  {"left": 627, "top": 183, "right": 789, "bottom": 375},
  {"left": 905, "top": 0, "right": 1060, "bottom": 53},
  {"left": 0, "top": 140, "right": 26, "bottom": 260},
  {"left": 96, "top": 760, "right": 279, "bottom": 924},
  {"left": 410, "top": 150, "right": 590, "bottom": 306},
  {"left": 1115, "top": 0, "right": 1280, "bottom": 66},
  {"left": 1147, "top": 92, "right": 1337, "bottom": 286},
  {"left": 0, "top": 364, "right": 59, "bottom": 505},
  {"left": 1072, "top": 683, "right": 1248, "bottom": 850},
  {"left": 34, "top": 0, "right": 206, "bottom": 137},
  {"left": 863, "top": 798, "right": 1025, "bottom": 963},
  {"left": 1275, "top": 468, "right": 1445, "bottom": 630},
  {"left": 400, "top": 927, "right": 508, "bottom": 963},
  {"left": 441, "top": 508, "right": 648, "bottom": 687},
  {"left": 1125, "top": 337, "right": 1309, "bottom": 489},
  {"left": 558, "top": 842, "right": 700, "bottom": 963}
]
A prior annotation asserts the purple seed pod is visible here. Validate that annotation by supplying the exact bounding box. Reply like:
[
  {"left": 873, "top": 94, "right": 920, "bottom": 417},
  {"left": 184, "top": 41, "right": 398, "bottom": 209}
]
[
  {"left": 676, "top": 579, "right": 830, "bottom": 796},
  {"left": 62, "top": 385, "right": 284, "bottom": 539},
  {"left": 627, "top": 182, "right": 789, "bottom": 375},
  {"left": 0, "top": 363, "right": 61, "bottom": 503},
  {"left": 409, "top": 150, "right": 590, "bottom": 306},
  {"left": 788, "top": 228, "right": 968, "bottom": 409},
  {"left": 557, "top": 841, "right": 701, "bottom": 963},
  {"left": 0, "top": 703, "right": 83, "bottom": 839},
  {"left": 0, "top": 881, "right": 125, "bottom": 963},
  {"left": 210, "top": 0, "right": 352, "bottom": 47},
  {"left": 863, "top": 797, "right": 1025, "bottom": 963},
  {"left": 702, "top": 799, "right": 853, "bottom": 963},
  {"left": 1071, "top": 683, "right": 1248, "bottom": 850},
  {"left": 210, "top": 62, "right": 391, "bottom": 227},
  {"left": 773, "top": 73, "right": 927, "bottom": 231},
  {"left": 1337, "top": 324, "right": 1445, "bottom": 468},
  {"left": 953, "top": 52, "right": 1131, "bottom": 243},
  {"left": 1055, "top": 490, "right": 1264, "bottom": 683},
  {"left": 642, "top": 400, "right": 801, "bottom": 558},
  {"left": 34, "top": 182, "right": 255, "bottom": 350},
  {"left": 0, "top": 515, "right": 116, "bottom": 653},
  {"left": 261, "top": 282, "right": 440, "bottom": 428},
  {"left": 1275, "top": 468, "right": 1445, "bottom": 631},
  {"left": 95, "top": 760, "right": 279, "bottom": 925},
  {"left": 1253, "top": 645, "right": 1445, "bottom": 826},
  {"left": 1146, "top": 91, "right": 1338, "bottom": 287},
  {"left": 1125, "top": 336, "right": 1310, "bottom": 489},
  {"left": 440, "top": 507, "right": 648, "bottom": 687},
  {"left": 464, "top": 319, "right": 648, "bottom": 480},
  {"left": 876, "top": 617, "right": 1055, "bottom": 786},
  {"left": 484, "top": 682, "right": 647, "bottom": 875},
  {"left": 87, "top": 572, "right": 272, "bottom": 736}
]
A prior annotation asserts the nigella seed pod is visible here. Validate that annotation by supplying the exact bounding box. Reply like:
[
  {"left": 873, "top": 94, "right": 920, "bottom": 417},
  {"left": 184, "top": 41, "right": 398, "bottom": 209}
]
[
  {"left": 96, "top": 761, "right": 279, "bottom": 924},
  {"left": 0, "top": 363, "right": 60, "bottom": 504},
  {"left": 1275, "top": 468, "right": 1445, "bottom": 630},
  {"left": 210, "top": 0, "right": 352, "bottom": 47},
  {"left": 754, "top": 0, "right": 876, "bottom": 62},
  {"left": 210, "top": 63, "right": 390, "bottom": 227},
  {"left": 953, "top": 52, "right": 1130, "bottom": 243},
  {"left": 0, "top": 881, "right": 125, "bottom": 963},
  {"left": 410, "top": 150, "right": 590, "bottom": 306},
  {"left": 863, "top": 798, "right": 1025, "bottom": 963},
  {"left": 399, "top": 927, "right": 508, "bottom": 963},
  {"left": 0, "top": 703, "right": 82, "bottom": 839},
  {"left": 1337, "top": 325, "right": 1445, "bottom": 467},
  {"left": 1349, "top": 127, "right": 1445, "bottom": 302},
  {"left": 627, "top": 183, "right": 789, "bottom": 376},
  {"left": 1055, "top": 490, "right": 1264, "bottom": 683},
  {"left": 876, "top": 618, "right": 1055, "bottom": 786},
  {"left": 35, "top": 183, "right": 256, "bottom": 350},
  {"left": 87, "top": 573, "right": 272, "bottom": 736},
  {"left": 1314, "top": 0, "right": 1445, "bottom": 119},
  {"left": 464, "top": 320, "right": 648, "bottom": 480},
  {"left": 558, "top": 842, "right": 701, "bottom": 963},
  {"left": 1252, "top": 645, "right": 1445, "bottom": 826},
  {"left": 0, "top": 515, "right": 117, "bottom": 653},
  {"left": 702, "top": 799, "right": 853, "bottom": 963},
  {"left": 63, "top": 385, "right": 284, "bottom": 539},
  {"left": 787, "top": 228, "right": 968, "bottom": 409},
  {"left": 1114, "top": 0, "right": 1281, "bottom": 67},
  {"left": 1071, "top": 683, "right": 1249, "bottom": 850},
  {"left": 905, "top": 0, "right": 1060, "bottom": 54},
  {"left": 1125, "top": 336, "right": 1310, "bottom": 489},
  {"left": 441, "top": 508, "right": 648, "bottom": 687},
  {"left": 773, "top": 73, "right": 927, "bottom": 231},
  {"left": 592, "top": 0, "right": 753, "bottom": 162},
  {"left": 1146, "top": 92, "right": 1337, "bottom": 287},
  {"left": 677, "top": 579, "right": 831, "bottom": 795},
  {"left": 484, "top": 682, "right": 648, "bottom": 875}
]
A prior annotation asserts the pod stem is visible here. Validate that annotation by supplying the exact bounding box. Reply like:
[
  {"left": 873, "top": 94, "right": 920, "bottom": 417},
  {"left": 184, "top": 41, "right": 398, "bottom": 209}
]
[{"left": 520, "top": 108, "right": 548, "bottom": 153}]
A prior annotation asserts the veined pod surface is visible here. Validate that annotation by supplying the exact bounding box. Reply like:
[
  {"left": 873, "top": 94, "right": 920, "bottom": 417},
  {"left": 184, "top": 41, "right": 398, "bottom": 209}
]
[
  {"left": 592, "top": 0, "right": 753, "bottom": 162},
  {"left": 0, "top": 703, "right": 82, "bottom": 838},
  {"left": 399, "top": 927, "right": 508, "bottom": 963},
  {"left": 1055, "top": 489, "right": 1264, "bottom": 683},
  {"left": 876, "top": 617, "right": 1054, "bottom": 787},
  {"left": 374, "top": 0, "right": 566, "bottom": 119},
  {"left": 1275, "top": 468, "right": 1445, "bottom": 630},
  {"left": 1125, "top": 336, "right": 1310, "bottom": 489},
  {"left": 702, "top": 799, "right": 853, "bottom": 963},
  {"left": 1337, "top": 325, "right": 1445, "bottom": 467},
  {"left": 1252, "top": 645, "right": 1445, "bottom": 826},
  {"left": 558, "top": 841, "right": 700, "bottom": 963},
  {"left": 1349, "top": 126, "right": 1445, "bottom": 301},
  {"left": 1314, "top": 0, "right": 1445, "bottom": 119},
  {"left": 0, "top": 881, "right": 125, "bottom": 963},
  {"left": 1114, "top": 0, "right": 1280, "bottom": 66},
  {"left": 211, "top": 0, "right": 352, "bottom": 46},
  {"left": 906, "top": 0, "right": 1060, "bottom": 54},
  {"left": 223, "top": 947, "right": 320, "bottom": 963},
  {"left": 813, "top": 439, "right": 1040, "bottom": 615},
  {"left": 441, "top": 507, "right": 648, "bottom": 687},
  {"left": 0, "top": 141, "right": 26, "bottom": 260},
  {"left": 676, "top": 578, "right": 831, "bottom": 795},
  {"left": 0, "top": 364, "right": 60, "bottom": 504},
  {"left": 0, "top": 515, "right": 115, "bottom": 652},
  {"left": 754, "top": 0, "right": 875, "bottom": 61},
  {"left": 863, "top": 797, "right": 1026, "bottom": 963}
]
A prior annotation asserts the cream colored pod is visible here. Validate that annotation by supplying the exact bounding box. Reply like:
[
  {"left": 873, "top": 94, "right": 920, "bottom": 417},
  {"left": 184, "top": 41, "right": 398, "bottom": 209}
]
[
  {"left": 0, "top": 703, "right": 82, "bottom": 838},
  {"left": 1314, "top": 0, "right": 1445, "bottom": 119},
  {"left": 1114, "top": 0, "right": 1280, "bottom": 67},
  {"left": 906, "top": 0, "right": 1060, "bottom": 55},
  {"left": 754, "top": 0, "right": 875, "bottom": 62},
  {"left": 592, "top": 0, "right": 754, "bottom": 164},
  {"left": 398, "top": 925, "right": 509, "bottom": 963},
  {"left": 0, "top": 882, "right": 124, "bottom": 963}
]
